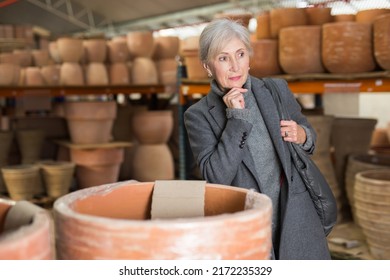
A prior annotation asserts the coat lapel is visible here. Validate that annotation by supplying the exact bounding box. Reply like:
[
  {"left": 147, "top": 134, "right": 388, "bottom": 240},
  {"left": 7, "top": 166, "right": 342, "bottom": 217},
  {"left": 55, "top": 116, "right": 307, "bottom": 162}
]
[{"left": 251, "top": 78, "right": 292, "bottom": 183}]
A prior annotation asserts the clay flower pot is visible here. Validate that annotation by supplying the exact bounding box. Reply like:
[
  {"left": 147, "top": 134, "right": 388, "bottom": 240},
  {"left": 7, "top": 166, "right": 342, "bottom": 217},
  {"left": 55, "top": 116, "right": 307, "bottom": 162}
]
[
  {"left": 374, "top": 14, "right": 390, "bottom": 71},
  {"left": 250, "top": 39, "right": 282, "bottom": 76},
  {"left": 182, "top": 49, "right": 208, "bottom": 80},
  {"left": 269, "top": 8, "right": 308, "bottom": 38},
  {"left": 53, "top": 181, "right": 272, "bottom": 259},
  {"left": 83, "top": 38, "right": 107, "bottom": 63},
  {"left": 38, "top": 160, "right": 75, "bottom": 198},
  {"left": 132, "top": 110, "right": 173, "bottom": 144},
  {"left": 153, "top": 36, "right": 180, "bottom": 59},
  {"left": 107, "top": 37, "right": 129, "bottom": 63},
  {"left": 64, "top": 101, "right": 117, "bottom": 144},
  {"left": 126, "top": 31, "right": 155, "bottom": 58},
  {"left": 57, "top": 37, "right": 84, "bottom": 63},
  {"left": 1, "top": 164, "right": 43, "bottom": 200},
  {"left": 70, "top": 147, "right": 124, "bottom": 189},
  {"left": 0, "top": 200, "right": 55, "bottom": 259}
]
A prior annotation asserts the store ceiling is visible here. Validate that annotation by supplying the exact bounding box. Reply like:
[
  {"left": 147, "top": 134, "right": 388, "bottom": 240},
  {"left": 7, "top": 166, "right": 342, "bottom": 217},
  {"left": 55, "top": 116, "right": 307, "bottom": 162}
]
[{"left": 0, "top": 0, "right": 389, "bottom": 38}]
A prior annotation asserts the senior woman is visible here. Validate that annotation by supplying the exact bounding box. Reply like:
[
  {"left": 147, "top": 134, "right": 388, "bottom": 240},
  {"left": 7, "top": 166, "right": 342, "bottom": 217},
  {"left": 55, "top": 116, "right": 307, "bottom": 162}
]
[{"left": 184, "top": 18, "right": 332, "bottom": 260}]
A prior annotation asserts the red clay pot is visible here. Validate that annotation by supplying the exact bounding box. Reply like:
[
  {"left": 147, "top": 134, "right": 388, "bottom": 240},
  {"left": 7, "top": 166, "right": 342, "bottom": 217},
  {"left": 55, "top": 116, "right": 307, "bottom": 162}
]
[
  {"left": 250, "top": 39, "right": 282, "bottom": 76},
  {"left": 54, "top": 181, "right": 272, "bottom": 259},
  {"left": 0, "top": 200, "right": 55, "bottom": 259}
]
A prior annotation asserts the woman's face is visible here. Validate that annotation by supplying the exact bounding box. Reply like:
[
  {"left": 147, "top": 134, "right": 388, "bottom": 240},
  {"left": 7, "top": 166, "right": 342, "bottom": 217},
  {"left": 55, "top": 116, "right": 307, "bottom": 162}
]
[{"left": 206, "top": 37, "right": 250, "bottom": 91}]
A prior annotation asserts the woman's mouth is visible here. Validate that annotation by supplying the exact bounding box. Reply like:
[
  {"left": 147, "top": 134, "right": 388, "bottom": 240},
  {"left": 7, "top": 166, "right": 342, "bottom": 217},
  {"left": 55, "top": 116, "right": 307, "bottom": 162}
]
[{"left": 229, "top": 76, "right": 241, "bottom": 81}]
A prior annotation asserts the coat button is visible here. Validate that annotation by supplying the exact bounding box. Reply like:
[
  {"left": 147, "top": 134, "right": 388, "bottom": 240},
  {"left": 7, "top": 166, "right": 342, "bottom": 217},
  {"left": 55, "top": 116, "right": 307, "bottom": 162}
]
[
  {"left": 241, "top": 141, "right": 245, "bottom": 145},
  {"left": 239, "top": 144, "right": 244, "bottom": 149}
]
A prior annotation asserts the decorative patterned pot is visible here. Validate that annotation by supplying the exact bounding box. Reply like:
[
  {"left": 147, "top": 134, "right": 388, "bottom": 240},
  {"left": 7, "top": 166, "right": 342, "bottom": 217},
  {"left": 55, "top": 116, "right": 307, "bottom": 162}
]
[{"left": 54, "top": 181, "right": 272, "bottom": 259}]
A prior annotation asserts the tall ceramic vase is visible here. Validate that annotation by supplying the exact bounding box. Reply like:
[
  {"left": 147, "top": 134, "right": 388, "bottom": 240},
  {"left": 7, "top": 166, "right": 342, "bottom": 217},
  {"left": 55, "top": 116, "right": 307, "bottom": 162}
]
[
  {"left": 331, "top": 117, "right": 377, "bottom": 222},
  {"left": 131, "top": 110, "right": 174, "bottom": 181},
  {"left": 0, "top": 131, "right": 13, "bottom": 194}
]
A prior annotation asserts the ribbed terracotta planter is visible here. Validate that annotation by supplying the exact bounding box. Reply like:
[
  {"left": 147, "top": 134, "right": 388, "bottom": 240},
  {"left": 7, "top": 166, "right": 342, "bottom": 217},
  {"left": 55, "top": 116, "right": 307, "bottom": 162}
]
[
  {"left": 64, "top": 101, "right": 117, "bottom": 144},
  {"left": 1, "top": 164, "right": 42, "bottom": 200},
  {"left": 16, "top": 129, "right": 45, "bottom": 165},
  {"left": 0, "top": 200, "right": 54, "bottom": 260},
  {"left": 256, "top": 12, "right": 271, "bottom": 40},
  {"left": 269, "top": 8, "right": 308, "bottom": 38},
  {"left": 57, "top": 37, "right": 84, "bottom": 63},
  {"left": 70, "top": 147, "right": 124, "bottom": 189},
  {"left": 279, "top": 26, "right": 325, "bottom": 74},
  {"left": 39, "top": 160, "right": 75, "bottom": 198},
  {"left": 54, "top": 181, "right": 272, "bottom": 259},
  {"left": 373, "top": 14, "right": 390, "bottom": 71},
  {"left": 83, "top": 38, "right": 107, "bottom": 63},
  {"left": 322, "top": 22, "right": 376, "bottom": 73},
  {"left": 345, "top": 154, "right": 390, "bottom": 224},
  {"left": 126, "top": 31, "right": 155, "bottom": 58},
  {"left": 354, "top": 169, "right": 390, "bottom": 259},
  {"left": 331, "top": 117, "right": 377, "bottom": 222},
  {"left": 250, "top": 39, "right": 281, "bottom": 76}
]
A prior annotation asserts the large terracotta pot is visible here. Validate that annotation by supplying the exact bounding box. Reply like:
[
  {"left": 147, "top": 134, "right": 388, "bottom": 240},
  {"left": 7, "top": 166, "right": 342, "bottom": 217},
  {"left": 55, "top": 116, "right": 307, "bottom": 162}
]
[
  {"left": 24, "top": 67, "right": 45, "bottom": 86},
  {"left": 355, "top": 8, "right": 390, "bottom": 24},
  {"left": 83, "top": 38, "right": 107, "bottom": 63},
  {"left": 269, "top": 8, "right": 308, "bottom": 38},
  {"left": 13, "top": 49, "right": 33, "bottom": 67},
  {"left": 131, "top": 57, "right": 158, "bottom": 85},
  {"left": 107, "top": 37, "right": 129, "bottom": 63},
  {"left": 322, "top": 22, "right": 376, "bottom": 73},
  {"left": 0, "top": 200, "right": 55, "bottom": 259},
  {"left": 279, "top": 26, "right": 325, "bottom": 74},
  {"left": 59, "top": 62, "right": 84, "bottom": 86},
  {"left": 256, "top": 12, "right": 271, "bottom": 40},
  {"left": 250, "top": 39, "right": 282, "bottom": 76},
  {"left": 373, "top": 14, "right": 390, "bottom": 71},
  {"left": 153, "top": 36, "right": 180, "bottom": 59},
  {"left": 333, "top": 14, "right": 355, "bottom": 22},
  {"left": 31, "top": 50, "right": 50, "bottom": 67},
  {"left": 64, "top": 101, "right": 117, "bottom": 144},
  {"left": 132, "top": 110, "right": 173, "bottom": 144},
  {"left": 331, "top": 117, "right": 377, "bottom": 222},
  {"left": 108, "top": 62, "right": 130, "bottom": 85},
  {"left": 155, "top": 58, "right": 178, "bottom": 85},
  {"left": 345, "top": 154, "right": 390, "bottom": 224},
  {"left": 85, "top": 62, "right": 109, "bottom": 85},
  {"left": 354, "top": 169, "right": 390, "bottom": 259},
  {"left": 305, "top": 7, "right": 333, "bottom": 25},
  {"left": 41, "top": 65, "right": 60, "bottom": 86},
  {"left": 0, "top": 63, "right": 20, "bottom": 86},
  {"left": 70, "top": 147, "right": 124, "bottom": 189},
  {"left": 57, "top": 37, "right": 84, "bottom": 63},
  {"left": 126, "top": 31, "right": 155, "bottom": 58},
  {"left": 182, "top": 49, "right": 208, "bottom": 80},
  {"left": 53, "top": 181, "right": 272, "bottom": 259}
]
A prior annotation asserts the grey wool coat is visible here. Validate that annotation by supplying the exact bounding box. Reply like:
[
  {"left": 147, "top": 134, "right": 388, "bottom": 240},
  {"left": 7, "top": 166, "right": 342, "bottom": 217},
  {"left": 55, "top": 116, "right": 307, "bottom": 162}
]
[{"left": 184, "top": 75, "right": 331, "bottom": 260}]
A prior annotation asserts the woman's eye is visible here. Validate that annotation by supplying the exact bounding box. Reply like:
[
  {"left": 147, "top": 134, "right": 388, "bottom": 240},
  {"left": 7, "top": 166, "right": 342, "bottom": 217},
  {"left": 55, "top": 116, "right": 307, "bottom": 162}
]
[
  {"left": 218, "top": 56, "right": 227, "bottom": 61},
  {"left": 238, "top": 51, "right": 245, "bottom": 57}
]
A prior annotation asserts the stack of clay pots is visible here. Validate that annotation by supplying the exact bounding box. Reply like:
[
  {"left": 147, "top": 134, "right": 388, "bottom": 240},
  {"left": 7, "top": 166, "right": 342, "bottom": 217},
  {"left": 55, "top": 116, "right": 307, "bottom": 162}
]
[
  {"left": 153, "top": 36, "right": 180, "bottom": 86},
  {"left": 63, "top": 100, "right": 125, "bottom": 189},
  {"left": 56, "top": 37, "right": 85, "bottom": 85},
  {"left": 83, "top": 38, "right": 108, "bottom": 85},
  {"left": 107, "top": 36, "right": 130, "bottom": 85},
  {"left": 251, "top": 7, "right": 390, "bottom": 76},
  {"left": 131, "top": 110, "right": 175, "bottom": 181},
  {"left": 180, "top": 35, "right": 208, "bottom": 80}
]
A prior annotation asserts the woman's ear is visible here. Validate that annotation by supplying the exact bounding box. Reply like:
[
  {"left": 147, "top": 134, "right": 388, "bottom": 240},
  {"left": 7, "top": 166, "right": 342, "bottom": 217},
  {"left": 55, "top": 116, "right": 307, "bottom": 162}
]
[{"left": 203, "top": 63, "right": 212, "bottom": 78}]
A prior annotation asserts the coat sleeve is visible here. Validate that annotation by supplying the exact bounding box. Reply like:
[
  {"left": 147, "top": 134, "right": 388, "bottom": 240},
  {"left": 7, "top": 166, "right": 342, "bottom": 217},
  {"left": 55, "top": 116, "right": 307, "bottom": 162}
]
[
  {"left": 184, "top": 99, "right": 253, "bottom": 185},
  {"left": 273, "top": 78, "right": 317, "bottom": 154}
]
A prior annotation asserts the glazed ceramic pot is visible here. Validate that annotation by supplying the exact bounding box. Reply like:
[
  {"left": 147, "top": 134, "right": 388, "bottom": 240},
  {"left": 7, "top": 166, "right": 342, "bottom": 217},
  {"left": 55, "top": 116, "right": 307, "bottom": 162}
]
[
  {"left": 64, "top": 101, "right": 117, "bottom": 144},
  {"left": 345, "top": 154, "right": 390, "bottom": 224},
  {"left": 354, "top": 169, "right": 390, "bottom": 259},
  {"left": 53, "top": 181, "right": 272, "bottom": 259},
  {"left": 0, "top": 200, "right": 55, "bottom": 259}
]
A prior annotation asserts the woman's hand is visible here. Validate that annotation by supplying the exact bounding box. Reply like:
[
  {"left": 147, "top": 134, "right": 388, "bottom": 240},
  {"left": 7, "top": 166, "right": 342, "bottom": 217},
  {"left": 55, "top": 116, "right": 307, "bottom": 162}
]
[
  {"left": 280, "top": 120, "right": 306, "bottom": 144},
  {"left": 222, "top": 88, "right": 248, "bottom": 109}
]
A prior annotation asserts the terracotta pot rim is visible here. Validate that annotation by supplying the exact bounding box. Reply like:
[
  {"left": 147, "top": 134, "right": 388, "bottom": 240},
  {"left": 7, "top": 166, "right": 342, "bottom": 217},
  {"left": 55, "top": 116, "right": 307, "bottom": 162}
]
[
  {"left": 356, "top": 169, "right": 390, "bottom": 184},
  {"left": 54, "top": 180, "right": 272, "bottom": 227}
]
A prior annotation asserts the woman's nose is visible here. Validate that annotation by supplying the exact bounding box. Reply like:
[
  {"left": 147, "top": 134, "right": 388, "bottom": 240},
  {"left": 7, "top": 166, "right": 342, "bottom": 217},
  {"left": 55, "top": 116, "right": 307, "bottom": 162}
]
[{"left": 230, "top": 58, "right": 239, "bottom": 72}]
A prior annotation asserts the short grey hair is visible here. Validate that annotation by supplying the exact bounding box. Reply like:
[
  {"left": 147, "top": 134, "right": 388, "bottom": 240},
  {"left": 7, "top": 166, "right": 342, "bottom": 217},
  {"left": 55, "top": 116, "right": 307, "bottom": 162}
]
[{"left": 199, "top": 18, "right": 253, "bottom": 65}]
